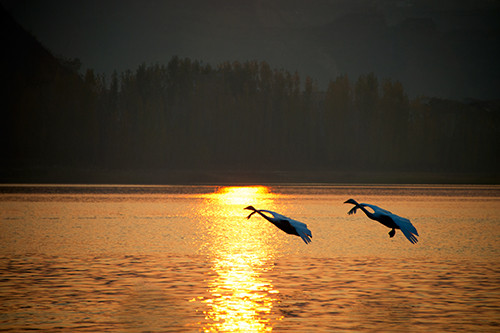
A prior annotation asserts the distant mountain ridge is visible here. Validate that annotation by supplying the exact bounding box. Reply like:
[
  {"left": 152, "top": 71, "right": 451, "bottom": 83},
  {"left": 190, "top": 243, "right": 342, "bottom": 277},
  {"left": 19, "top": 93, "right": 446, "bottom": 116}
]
[{"left": 2, "top": 1, "right": 499, "bottom": 100}]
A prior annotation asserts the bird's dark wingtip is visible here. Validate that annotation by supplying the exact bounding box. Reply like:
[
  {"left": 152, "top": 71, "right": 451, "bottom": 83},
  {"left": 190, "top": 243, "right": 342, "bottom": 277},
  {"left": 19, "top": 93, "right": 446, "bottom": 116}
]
[{"left": 411, "top": 234, "right": 418, "bottom": 244}]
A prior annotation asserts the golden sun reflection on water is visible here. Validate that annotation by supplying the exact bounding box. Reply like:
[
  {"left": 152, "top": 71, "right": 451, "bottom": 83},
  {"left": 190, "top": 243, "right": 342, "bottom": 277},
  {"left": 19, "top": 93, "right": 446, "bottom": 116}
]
[{"left": 196, "top": 186, "right": 283, "bottom": 332}]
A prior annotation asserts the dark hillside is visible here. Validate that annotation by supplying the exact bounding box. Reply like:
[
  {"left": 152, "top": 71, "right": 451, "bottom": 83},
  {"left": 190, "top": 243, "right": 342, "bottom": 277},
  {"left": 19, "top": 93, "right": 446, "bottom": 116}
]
[{"left": 1, "top": 5, "right": 94, "bottom": 173}]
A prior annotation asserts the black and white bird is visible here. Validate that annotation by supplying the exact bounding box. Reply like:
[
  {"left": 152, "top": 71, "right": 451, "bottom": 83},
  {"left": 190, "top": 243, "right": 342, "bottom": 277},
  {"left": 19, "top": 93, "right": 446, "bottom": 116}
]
[
  {"left": 244, "top": 206, "right": 312, "bottom": 244},
  {"left": 344, "top": 199, "right": 419, "bottom": 244}
]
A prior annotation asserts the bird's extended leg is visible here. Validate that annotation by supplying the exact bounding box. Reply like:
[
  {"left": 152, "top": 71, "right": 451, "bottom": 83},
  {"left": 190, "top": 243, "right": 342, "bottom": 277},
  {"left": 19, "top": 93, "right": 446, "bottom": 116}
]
[{"left": 388, "top": 229, "right": 396, "bottom": 238}]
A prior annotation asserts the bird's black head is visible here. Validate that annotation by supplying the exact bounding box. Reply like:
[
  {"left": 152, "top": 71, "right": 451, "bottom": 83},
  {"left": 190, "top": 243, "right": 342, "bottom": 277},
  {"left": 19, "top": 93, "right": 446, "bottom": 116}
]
[
  {"left": 344, "top": 198, "right": 357, "bottom": 205},
  {"left": 244, "top": 206, "right": 257, "bottom": 219}
]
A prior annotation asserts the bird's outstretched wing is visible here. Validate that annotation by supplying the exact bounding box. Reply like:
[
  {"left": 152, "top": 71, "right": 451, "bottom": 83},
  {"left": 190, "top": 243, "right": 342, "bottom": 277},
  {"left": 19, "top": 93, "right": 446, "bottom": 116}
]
[
  {"left": 363, "top": 203, "right": 392, "bottom": 216},
  {"left": 348, "top": 203, "right": 386, "bottom": 216},
  {"left": 260, "top": 210, "right": 312, "bottom": 244},
  {"left": 289, "top": 218, "right": 312, "bottom": 244},
  {"left": 389, "top": 213, "right": 419, "bottom": 244},
  {"left": 266, "top": 211, "right": 310, "bottom": 233},
  {"left": 260, "top": 210, "right": 288, "bottom": 221},
  {"left": 363, "top": 204, "right": 419, "bottom": 244}
]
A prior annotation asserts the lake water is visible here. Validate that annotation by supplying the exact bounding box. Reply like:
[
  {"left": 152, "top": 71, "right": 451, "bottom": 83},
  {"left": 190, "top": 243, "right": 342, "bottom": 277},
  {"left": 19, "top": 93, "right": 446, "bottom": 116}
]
[{"left": 0, "top": 184, "right": 499, "bottom": 332}]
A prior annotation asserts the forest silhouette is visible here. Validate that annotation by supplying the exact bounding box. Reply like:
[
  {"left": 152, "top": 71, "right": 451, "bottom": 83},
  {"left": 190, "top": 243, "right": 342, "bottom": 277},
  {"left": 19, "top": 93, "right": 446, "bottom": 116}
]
[{"left": 2, "top": 7, "right": 499, "bottom": 184}]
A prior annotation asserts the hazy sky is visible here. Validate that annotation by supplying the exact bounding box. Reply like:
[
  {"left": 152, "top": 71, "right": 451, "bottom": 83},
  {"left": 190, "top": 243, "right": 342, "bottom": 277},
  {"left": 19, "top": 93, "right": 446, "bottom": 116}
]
[{"left": 2, "top": 0, "right": 500, "bottom": 99}]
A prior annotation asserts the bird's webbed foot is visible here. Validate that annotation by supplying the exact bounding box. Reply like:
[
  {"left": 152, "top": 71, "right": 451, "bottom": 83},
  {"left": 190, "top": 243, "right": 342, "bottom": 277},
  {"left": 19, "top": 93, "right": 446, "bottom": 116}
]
[{"left": 388, "top": 229, "right": 396, "bottom": 238}]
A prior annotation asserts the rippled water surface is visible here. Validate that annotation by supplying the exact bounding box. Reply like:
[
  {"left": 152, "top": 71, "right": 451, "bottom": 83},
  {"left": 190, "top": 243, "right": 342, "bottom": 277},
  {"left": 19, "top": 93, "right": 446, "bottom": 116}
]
[{"left": 1, "top": 184, "right": 499, "bottom": 332}]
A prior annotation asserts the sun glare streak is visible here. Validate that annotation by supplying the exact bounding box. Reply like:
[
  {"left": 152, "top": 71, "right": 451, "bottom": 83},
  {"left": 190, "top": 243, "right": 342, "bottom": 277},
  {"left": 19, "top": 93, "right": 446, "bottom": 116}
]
[
  {"left": 196, "top": 186, "right": 283, "bottom": 332},
  {"left": 203, "top": 186, "right": 272, "bottom": 206}
]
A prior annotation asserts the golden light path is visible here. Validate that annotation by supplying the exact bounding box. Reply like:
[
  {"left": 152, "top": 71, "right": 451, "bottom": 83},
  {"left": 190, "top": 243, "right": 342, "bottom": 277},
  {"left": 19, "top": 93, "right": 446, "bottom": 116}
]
[{"left": 195, "top": 186, "right": 284, "bottom": 332}]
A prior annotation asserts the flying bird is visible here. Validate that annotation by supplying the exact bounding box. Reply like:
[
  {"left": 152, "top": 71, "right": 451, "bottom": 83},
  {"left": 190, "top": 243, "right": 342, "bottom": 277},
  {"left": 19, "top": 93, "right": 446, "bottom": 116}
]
[
  {"left": 244, "top": 206, "right": 312, "bottom": 244},
  {"left": 344, "top": 199, "right": 419, "bottom": 244}
]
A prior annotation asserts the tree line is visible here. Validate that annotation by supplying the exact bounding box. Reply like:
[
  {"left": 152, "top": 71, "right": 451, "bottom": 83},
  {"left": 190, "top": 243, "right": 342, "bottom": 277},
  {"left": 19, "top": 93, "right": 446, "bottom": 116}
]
[{"left": 4, "top": 55, "right": 500, "bottom": 181}]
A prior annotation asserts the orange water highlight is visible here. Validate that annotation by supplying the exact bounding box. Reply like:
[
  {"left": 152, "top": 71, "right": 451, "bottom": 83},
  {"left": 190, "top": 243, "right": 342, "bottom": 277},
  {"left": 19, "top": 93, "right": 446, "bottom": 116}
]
[{"left": 196, "top": 186, "right": 283, "bottom": 332}]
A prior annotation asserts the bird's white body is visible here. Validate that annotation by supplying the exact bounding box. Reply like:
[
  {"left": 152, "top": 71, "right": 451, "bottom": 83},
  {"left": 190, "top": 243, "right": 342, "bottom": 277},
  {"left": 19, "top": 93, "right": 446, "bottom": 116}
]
[
  {"left": 260, "top": 209, "right": 312, "bottom": 244},
  {"left": 245, "top": 206, "right": 312, "bottom": 244},
  {"left": 345, "top": 199, "right": 419, "bottom": 244}
]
